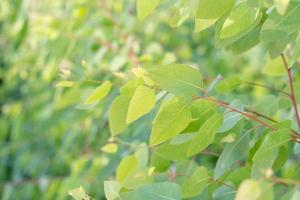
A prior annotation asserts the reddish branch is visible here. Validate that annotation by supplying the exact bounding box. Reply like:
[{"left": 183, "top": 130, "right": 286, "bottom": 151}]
[
  {"left": 194, "top": 96, "right": 300, "bottom": 140},
  {"left": 281, "top": 54, "right": 300, "bottom": 130}
]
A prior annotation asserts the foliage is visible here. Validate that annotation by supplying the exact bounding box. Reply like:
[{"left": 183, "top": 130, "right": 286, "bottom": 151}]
[{"left": 1, "top": 0, "right": 300, "bottom": 200}]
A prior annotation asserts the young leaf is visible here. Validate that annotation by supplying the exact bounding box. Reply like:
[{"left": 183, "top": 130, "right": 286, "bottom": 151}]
[
  {"left": 84, "top": 81, "right": 112, "bottom": 105},
  {"left": 220, "top": 2, "right": 260, "bottom": 39},
  {"left": 104, "top": 181, "right": 121, "bottom": 200},
  {"left": 136, "top": 0, "right": 161, "bottom": 21},
  {"left": 126, "top": 85, "right": 156, "bottom": 124},
  {"left": 101, "top": 143, "right": 118, "bottom": 154},
  {"left": 146, "top": 64, "right": 203, "bottom": 97},
  {"left": 235, "top": 179, "right": 261, "bottom": 200},
  {"left": 116, "top": 155, "right": 138, "bottom": 183},
  {"left": 196, "top": 0, "right": 234, "bottom": 19},
  {"left": 68, "top": 186, "right": 90, "bottom": 200},
  {"left": 218, "top": 100, "right": 243, "bottom": 133},
  {"left": 188, "top": 113, "right": 223, "bottom": 156},
  {"left": 150, "top": 101, "right": 192, "bottom": 146},
  {"left": 181, "top": 166, "right": 210, "bottom": 198},
  {"left": 108, "top": 95, "right": 131, "bottom": 136}
]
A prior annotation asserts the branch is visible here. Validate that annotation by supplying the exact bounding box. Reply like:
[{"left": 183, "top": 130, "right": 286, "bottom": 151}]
[
  {"left": 243, "top": 81, "right": 290, "bottom": 97},
  {"left": 281, "top": 54, "right": 300, "bottom": 130}
]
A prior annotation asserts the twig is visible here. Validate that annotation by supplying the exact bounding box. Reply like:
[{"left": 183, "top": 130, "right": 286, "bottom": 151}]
[
  {"left": 281, "top": 54, "right": 300, "bottom": 130},
  {"left": 243, "top": 81, "right": 290, "bottom": 97}
]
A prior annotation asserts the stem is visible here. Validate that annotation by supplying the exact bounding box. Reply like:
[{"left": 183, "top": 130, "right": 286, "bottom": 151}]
[
  {"left": 194, "top": 96, "right": 300, "bottom": 139},
  {"left": 281, "top": 54, "right": 300, "bottom": 130},
  {"left": 243, "top": 81, "right": 290, "bottom": 97}
]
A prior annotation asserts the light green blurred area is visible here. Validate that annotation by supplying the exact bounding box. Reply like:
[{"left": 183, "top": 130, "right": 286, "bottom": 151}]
[{"left": 1, "top": 0, "right": 293, "bottom": 199}]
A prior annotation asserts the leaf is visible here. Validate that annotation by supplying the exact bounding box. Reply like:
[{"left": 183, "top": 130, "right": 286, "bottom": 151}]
[
  {"left": 181, "top": 166, "right": 210, "bottom": 198},
  {"left": 214, "top": 3, "right": 263, "bottom": 49},
  {"left": 261, "top": 2, "right": 300, "bottom": 42},
  {"left": 104, "top": 181, "right": 121, "bottom": 200},
  {"left": 275, "top": 0, "right": 290, "bottom": 15},
  {"left": 136, "top": 0, "right": 161, "bottom": 21},
  {"left": 262, "top": 56, "right": 285, "bottom": 77},
  {"left": 220, "top": 2, "right": 260, "bottom": 39},
  {"left": 116, "top": 155, "right": 138, "bottom": 183},
  {"left": 155, "top": 142, "right": 190, "bottom": 161},
  {"left": 146, "top": 64, "right": 203, "bottom": 97},
  {"left": 121, "top": 182, "right": 181, "bottom": 200},
  {"left": 290, "top": 34, "right": 300, "bottom": 67},
  {"left": 188, "top": 113, "right": 223, "bottom": 156},
  {"left": 194, "top": 18, "right": 217, "bottom": 33},
  {"left": 227, "top": 26, "right": 261, "bottom": 54},
  {"left": 196, "top": 0, "right": 234, "bottom": 19},
  {"left": 126, "top": 85, "right": 156, "bottom": 123},
  {"left": 216, "top": 76, "right": 241, "bottom": 93},
  {"left": 251, "top": 128, "right": 290, "bottom": 178},
  {"left": 101, "top": 143, "right": 118, "bottom": 154},
  {"left": 235, "top": 179, "right": 261, "bottom": 200},
  {"left": 56, "top": 80, "right": 75, "bottom": 88},
  {"left": 150, "top": 101, "right": 192, "bottom": 146},
  {"left": 108, "top": 95, "right": 131, "bottom": 136},
  {"left": 214, "top": 131, "right": 249, "bottom": 179},
  {"left": 68, "top": 186, "right": 90, "bottom": 200},
  {"left": 218, "top": 100, "right": 243, "bottom": 133},
  {"left": 84, "top": 81, "right": 112, "bottom": 105}
]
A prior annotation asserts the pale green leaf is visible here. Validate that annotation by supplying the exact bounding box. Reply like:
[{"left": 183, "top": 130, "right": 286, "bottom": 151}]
[
  {"left": 235, "top": 179, "right": 261, "bottom": 200},
  {"left": 136, "top": 0, "right": 161, "bottom": 21},
  {"left": 84, "top": 81, "right": 112, "bottom": 105},
  {"left": 181, "top": 166, "right": 210, "bottom": 198},
  {"left": 108, "top": 95, "right": 131, "bottom": 136},
  {"left": 220, "top": 2, "right": 260, "bottom": 39},
  {"left": 150, "top": 101, "right": 192, "bottom": 146},
  {"left": 275, "top": 0, "right": 290, "bottom": 15},
  {"left": 101, "top": 143, "right": 118, "bottom": 154},
  {"left": 196, "top": 0, "right": 234, "bottom": 19},
  {"left": 188, "top": 113, "right": 223, "bottom": 156},
  {"left": 126, "top": 85, "right": 156, "bottom": 123},
  {"left": 116, "top": 155, "right": 138, "bottom": 183},
  {"left": 214, "top": 131, "right": 249, "bottom": 179},
  {"left": 216, "top": 76, "right": 241, "bottom": 93},
  {"left": 68, "top": 186, "right": 90, "bottom": 200},
  {"left": 104, "top": 181, "right": 121, "bottom": 200},
  {"left": 147, "top": 64, "right": 203, "bottom": 97},
  {"left": 194, "top": 18, "right": 217, "bottom": 33},
  {"left": 56, "top": 80, "right": 75, "bottom": 88},
  {"left": 262, "top": 56, "right": 285, "bottom": 77},
  {"left": 121, "top": 182, "right": 181, "bottom": 200}
]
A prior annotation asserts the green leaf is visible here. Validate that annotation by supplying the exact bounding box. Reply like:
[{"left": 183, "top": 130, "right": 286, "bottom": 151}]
[
  {"left": 188, "top": 113, "right": 223, "bottom": 156},
  {"left": 194, "top": 18, "right": 217, "bottom": 33},
  {"left": 235, "top": 179, "right": 261, "bottom": 200},
  {"left": 275, "top": 0, "right": 290, "bottom": 15},
  {"left": 56, "top": 80, "right": 75, "bottom": 88},
  {"left": 104, "top": 181, "right": 121, "bottom": 200},
  {"left": 262, "top": 56, "right": 285, "bottom": 77},
  {"left": 147, "top": 64, "right": 203, "bottom": 97},
  {"left": 116, "top": 155, "right": 138, "bottom": 183},
  {"left": 261, "top": 2, "right": 300, "bottom": 42},
  {"left": 108, "top": 95, "right": 131, "bottom": 136},
  {"left": 290, "top": 34, "right": 300, "bottom": 67},
  {"left": 196, "top": 0, "right": 234, "bottom": 19},
  {"left": 84, "top": 81, "right": 112, "bottom": 105},
  {"left": 251, "top": 128, "right": 290, "bottom": 178},
  {"left": 214, "top": 131, "right": 249, "bottom": 179},
  {"left": 181, "top": 166, "right": 210, "bottom": 198},
  {"left": 216, "top": 76, "right": 241, "bottom": 93},
  {"left": 68, "top": 186, "right": 90, "bottom": 200},
  {"left": 219, "top": 100, "right": 243, "bottom": 133},
  {"left": 155, "top": 141, "right": 190, "bottom": 161},
  {"left": 126, "top": 86, "right": 156, "bottom": 123},
  {"left": 220, "top": 2, "right": 260, "bottom": 39},
  {"left": 150, "top": 101, "right": 192, "bottom": 146},
  {"left": 121, "top": 182, "right": 182, "bottom": 200},
  {"left": 101, "top": 143, "right": 118, "bottom": 154},
  {"left": 136, "top": 0, "right": 161, "bottom": 21}
]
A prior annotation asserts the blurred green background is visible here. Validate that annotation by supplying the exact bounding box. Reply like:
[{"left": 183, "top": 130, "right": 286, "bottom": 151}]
[{"left": 1, "top": 0, "right": 294, "bottom": 199}]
